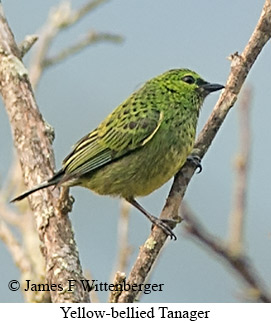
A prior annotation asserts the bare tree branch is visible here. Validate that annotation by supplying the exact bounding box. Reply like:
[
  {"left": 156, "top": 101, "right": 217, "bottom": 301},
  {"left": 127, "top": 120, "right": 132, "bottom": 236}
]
[
  {"left": 0, "top": 4, "right": 90, "bottom": 302},
  {"left": 117, "top": 0, "right": 271, "bottom": 303},
  {"left": 0, "top": 215, "right": 49, "bottom": 302},
  {"left": 109, "top": 271, "right": 126, "bottom": 303},
  {"left": 29, "top": 0, "right": 122, "bottom": 89},
  {"left": 0, "top": 218, "right": 32, "bottom": 275},
  {"left": 229, "top": 87, "right": 252, "bottom": 253},
  {"left": 113, "top": 200, "right": 133, "bottom": 274},
  {"left": 43, "top": 31, "right": 123, "bottom": 68},
  {"left": 0, "top": 161, "right": 51, "bottom": 302},
  {"left": 181, "top": 202, "right": 271, "bottom": 303}
]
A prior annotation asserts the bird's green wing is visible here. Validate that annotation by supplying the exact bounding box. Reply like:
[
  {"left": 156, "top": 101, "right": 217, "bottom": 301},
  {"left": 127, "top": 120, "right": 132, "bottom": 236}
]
[{"left": 62, "top": 105, "right": 163, "bottom": 176}]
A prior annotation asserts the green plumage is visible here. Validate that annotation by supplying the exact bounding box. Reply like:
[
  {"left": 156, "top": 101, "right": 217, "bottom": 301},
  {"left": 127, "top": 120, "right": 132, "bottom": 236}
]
[{"left": 11, "top": 68, "right": 223, "bottom": 239}]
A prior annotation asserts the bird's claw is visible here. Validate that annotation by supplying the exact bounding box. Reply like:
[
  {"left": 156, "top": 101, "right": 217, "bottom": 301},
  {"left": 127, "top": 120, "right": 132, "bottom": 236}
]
[
  {"left": 150, "top": 216, "right": 177, "bottom": 240},
  {"left": 187, "top": 155, "right": 202, "bottom": 173}
]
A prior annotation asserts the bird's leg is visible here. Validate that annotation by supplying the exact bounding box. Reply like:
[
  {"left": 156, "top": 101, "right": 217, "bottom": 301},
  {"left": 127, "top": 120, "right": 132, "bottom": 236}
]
[
  {"left": 126, "top": 198, "right": 177, "bottom": 240},
  {"left": 186, "top": 154, "right": 202, "bottom": 173}
]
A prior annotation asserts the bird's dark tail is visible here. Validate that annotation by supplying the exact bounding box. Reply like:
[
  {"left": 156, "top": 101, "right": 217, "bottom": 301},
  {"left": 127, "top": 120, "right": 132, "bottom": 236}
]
[{"left": 10, "top": 170, "right": 64, "bottom": 203}]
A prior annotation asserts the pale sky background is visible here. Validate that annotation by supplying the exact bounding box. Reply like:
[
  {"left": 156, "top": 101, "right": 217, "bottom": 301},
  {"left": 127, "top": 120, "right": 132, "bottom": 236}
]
[{"left": 0, "top": 0, "right": 271, "bottom": 302}]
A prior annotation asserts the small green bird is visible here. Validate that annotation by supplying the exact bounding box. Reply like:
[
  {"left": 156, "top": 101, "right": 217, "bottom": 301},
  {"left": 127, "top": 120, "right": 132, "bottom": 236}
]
[{"left": 11, "top": 69, "right": 223, "bottom": 240}]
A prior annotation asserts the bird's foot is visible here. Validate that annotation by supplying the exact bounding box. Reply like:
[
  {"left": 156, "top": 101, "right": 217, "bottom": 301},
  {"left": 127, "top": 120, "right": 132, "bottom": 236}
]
[
  {"left": 149, "top": 215, "right": 177, "bottom": 240},
  {"left": 187, "top": 155, "right": 202, "bottom": 173},
  {"left": 126, "top": 198, "right": 177, "bottom": 241}
]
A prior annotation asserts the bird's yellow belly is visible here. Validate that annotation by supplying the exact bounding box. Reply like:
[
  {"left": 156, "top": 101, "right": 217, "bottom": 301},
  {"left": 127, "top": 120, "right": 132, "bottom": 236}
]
[{"left": 80, "top": 135, "right": 193, "bottom": 198}]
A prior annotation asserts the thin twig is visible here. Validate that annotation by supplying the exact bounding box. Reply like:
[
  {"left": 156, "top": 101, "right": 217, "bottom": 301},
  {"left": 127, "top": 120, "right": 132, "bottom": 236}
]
[
  {"left": 0, "top": 162, "right": 51, "bottom": 302},
  {"left": 114, "top": 200, "right": 133, "bottom": 273},
  {"left": 109, "top": 201, "right": 133, "bottom": 301},
  {"left": 59, "top": 0, "right": 109, "bottom": 27},
  {"left": 18, "top": 35, "right": 38, "bottom": 58},
  {"left": 43, "top": 31, "right": 123, "bottom": 68},
  {"left": 117, "top": 0, "right": 271, "bottom": 303},
  {"left": 0, "top": 219, "right": 32, "bottom": 274},
  {"left": 181, "top": 202, "right": 271, "bottom": 303},
  {"left": 0, "top": 214, "right": 49, "bottom": 302},
  {"left": 229, "top": 87, "right": 252, "bottom": 253},
  {"left": 29, "top": 0, "right": 121, "bottom": 88},
  {"left": 0, "top": 196, "right": 20, "bottom": 227}
]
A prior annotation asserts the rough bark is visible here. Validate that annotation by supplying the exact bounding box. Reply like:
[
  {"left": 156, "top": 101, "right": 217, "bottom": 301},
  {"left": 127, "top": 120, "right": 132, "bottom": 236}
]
[{"left": 0, "top": 5, "right": 89, "bottom": 303}]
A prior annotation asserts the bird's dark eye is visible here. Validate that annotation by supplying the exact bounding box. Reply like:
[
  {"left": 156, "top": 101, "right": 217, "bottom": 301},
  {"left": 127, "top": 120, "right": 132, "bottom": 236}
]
[{"left": 182, "top": 75, "right": 195, "bottom": 84}]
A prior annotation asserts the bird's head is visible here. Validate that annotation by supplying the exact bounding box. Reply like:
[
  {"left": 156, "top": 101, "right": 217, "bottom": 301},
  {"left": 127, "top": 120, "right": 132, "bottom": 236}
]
[{"left": 158, "top": 68, "right": 224, "bottom": 100}]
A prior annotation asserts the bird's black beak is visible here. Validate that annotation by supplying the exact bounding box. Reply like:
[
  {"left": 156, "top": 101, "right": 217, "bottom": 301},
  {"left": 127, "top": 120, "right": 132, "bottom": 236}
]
[{"left": 200, "top": 82, "right": 224, "bottom": 93}]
